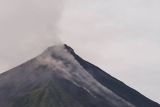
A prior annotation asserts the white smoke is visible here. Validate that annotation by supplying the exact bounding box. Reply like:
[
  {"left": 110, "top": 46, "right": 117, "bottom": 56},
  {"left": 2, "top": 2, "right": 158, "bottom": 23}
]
[{"left": 0, "top": 0, "right": 64, "bottom": 72}]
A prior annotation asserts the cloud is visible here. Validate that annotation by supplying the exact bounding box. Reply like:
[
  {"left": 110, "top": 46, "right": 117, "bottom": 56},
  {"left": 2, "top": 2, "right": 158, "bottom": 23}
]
[
  {"left": 0, "top": 0, "right": 64, "bottom": 72},
  {"left": 0, "top": 0, "right": 160, "bottom": 103}
]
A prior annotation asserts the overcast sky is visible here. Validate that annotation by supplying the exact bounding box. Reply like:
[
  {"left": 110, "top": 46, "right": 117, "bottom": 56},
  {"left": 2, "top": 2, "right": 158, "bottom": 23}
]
[
  {"left": 59, "top": 0, "right": 160, "bottom": 103},
  {"left": 0, "top": 0, "right": 160, "bottom": 103}
]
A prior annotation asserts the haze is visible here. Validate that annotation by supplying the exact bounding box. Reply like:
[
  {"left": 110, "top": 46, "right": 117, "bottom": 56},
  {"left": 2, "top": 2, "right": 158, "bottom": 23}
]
[{"left": 0, "top": 0, "right": 160, "bottom": 103}]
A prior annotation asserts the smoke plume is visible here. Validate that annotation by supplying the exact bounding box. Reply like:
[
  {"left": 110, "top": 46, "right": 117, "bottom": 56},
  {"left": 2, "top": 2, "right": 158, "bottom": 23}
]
[{"left": 0, "top": 0, "right": 64, "bottom": 72}]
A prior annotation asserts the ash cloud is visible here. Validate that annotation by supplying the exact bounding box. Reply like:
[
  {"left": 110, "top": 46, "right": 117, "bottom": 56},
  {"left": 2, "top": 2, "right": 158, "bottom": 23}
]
[{"left": 0, "top": 0, "right": 64, "bottom": 72}]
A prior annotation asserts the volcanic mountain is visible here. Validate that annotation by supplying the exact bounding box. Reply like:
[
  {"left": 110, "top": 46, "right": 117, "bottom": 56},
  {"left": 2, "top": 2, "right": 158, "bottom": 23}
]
[{"left": 0, "top": 44, "right": 159, "bottom": 107}]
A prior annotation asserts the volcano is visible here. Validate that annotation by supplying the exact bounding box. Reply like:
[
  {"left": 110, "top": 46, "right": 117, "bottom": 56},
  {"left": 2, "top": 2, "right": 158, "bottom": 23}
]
[{"left": 0, "top": 44, "right": 159, "bottom": 107}]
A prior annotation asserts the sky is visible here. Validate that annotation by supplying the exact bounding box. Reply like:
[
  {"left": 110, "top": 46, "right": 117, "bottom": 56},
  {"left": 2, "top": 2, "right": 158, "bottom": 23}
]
[
  {"left": 0, "top": 0, "right": 160, "bottom": 103},
  {"left": 0, "top": 0, "right": 63, "bottom": 71},
  {"left": 59, "top": 0, "right": 160, "bottom": 103}
]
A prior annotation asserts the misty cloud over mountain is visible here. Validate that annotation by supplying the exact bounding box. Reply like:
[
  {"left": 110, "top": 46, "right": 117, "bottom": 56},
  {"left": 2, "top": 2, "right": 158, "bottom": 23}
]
[{"left": 0, "top": 0, "right": 63, "bottom": 72}]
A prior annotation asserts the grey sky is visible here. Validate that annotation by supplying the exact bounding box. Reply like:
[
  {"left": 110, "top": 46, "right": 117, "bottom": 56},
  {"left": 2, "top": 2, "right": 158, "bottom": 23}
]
[
  {"left": 0, "top": 0, "right": 160, "bottom": 103},
  {"left": 59, "top": 0, "right": 160, "bottom": 103},
  {"left": 0, "top": 0, "right": 63, "bottom": 72}
]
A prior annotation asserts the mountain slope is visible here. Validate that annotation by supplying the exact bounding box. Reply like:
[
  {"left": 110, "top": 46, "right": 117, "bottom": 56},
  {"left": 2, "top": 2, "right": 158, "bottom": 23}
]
[
  {"left": 0, "top": 44, "right": 159, "bottom": 107},
  {"left": 64, "top": 44, "right": 160, "bottom": 107}
]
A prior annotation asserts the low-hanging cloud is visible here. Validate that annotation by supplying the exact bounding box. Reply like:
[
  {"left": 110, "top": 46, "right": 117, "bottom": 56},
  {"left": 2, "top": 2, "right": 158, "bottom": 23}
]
[{"left": 0, "top": 0, "right": 64, "bottom": 72}]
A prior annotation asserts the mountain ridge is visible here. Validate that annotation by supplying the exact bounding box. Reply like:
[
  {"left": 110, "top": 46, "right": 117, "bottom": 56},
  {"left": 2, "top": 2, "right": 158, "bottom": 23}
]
[
  {"left": 64, "top": 44, "right": 160, "bottom": 107},
  {"left": 0, "top": 44, "right": 159, "bottom": 107}
]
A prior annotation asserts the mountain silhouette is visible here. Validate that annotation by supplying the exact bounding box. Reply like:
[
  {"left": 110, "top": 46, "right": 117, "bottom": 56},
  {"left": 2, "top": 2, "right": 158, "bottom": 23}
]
[{"left": 0, "top": 44, "right": 159, "bottom": 107}]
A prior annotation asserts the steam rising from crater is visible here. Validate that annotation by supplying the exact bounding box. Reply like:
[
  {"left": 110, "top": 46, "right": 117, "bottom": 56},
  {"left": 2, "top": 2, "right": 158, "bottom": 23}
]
[{"left": 0, "top": 0, "right": 64, "bottom": 72}]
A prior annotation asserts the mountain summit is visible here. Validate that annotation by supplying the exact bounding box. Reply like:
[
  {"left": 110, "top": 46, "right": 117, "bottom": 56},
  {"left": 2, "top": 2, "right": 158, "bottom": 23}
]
[{"left": 0, "top": 44, "right": 159, "bottom": 107}]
